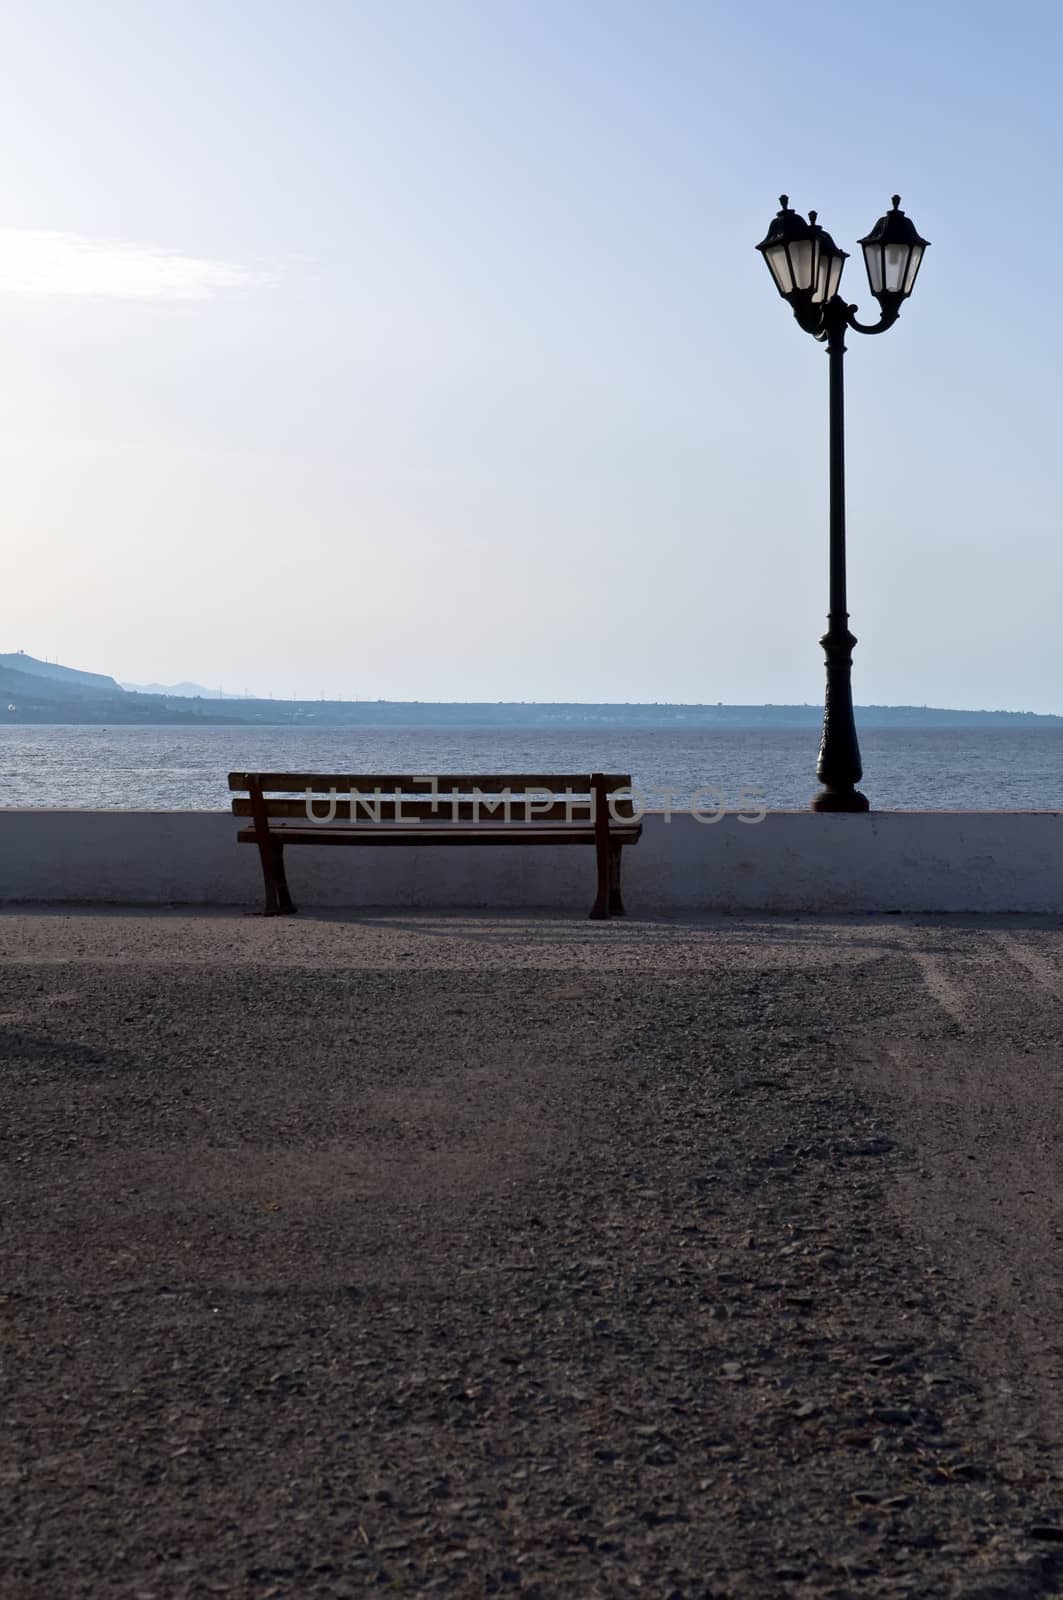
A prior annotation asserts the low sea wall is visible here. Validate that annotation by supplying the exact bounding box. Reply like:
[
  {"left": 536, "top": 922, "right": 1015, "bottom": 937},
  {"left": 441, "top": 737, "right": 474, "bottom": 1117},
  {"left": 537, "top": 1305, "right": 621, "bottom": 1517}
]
[{"left": 2, "top": 810, "right": 1063, "bottom": 913}]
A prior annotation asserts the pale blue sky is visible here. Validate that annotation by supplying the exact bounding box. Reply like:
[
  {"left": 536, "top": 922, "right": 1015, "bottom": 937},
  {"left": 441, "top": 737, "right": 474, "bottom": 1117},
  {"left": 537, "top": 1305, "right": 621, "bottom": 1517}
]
[{"left": 3, "top": 0, "right": 1062, "bottom": 707}]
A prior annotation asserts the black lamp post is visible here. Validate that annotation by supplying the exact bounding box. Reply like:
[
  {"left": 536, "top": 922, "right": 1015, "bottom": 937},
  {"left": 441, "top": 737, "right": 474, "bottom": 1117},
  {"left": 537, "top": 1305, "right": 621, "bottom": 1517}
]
[{"left": 756, "top": 195, "right": 929, "bottom": 811}]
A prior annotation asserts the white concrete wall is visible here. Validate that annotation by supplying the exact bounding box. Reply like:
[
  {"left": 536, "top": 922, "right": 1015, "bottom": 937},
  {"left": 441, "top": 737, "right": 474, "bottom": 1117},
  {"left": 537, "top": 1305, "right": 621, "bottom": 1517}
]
[{"left": 3, "top": 809, "right": 1063, "bottom": 912}]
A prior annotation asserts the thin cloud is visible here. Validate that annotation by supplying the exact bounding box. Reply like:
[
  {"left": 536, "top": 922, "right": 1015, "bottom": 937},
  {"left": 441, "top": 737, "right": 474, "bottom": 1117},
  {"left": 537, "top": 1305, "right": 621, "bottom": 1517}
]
[{"left": 0, "top": 229, "right": 277, "bottom": 301}]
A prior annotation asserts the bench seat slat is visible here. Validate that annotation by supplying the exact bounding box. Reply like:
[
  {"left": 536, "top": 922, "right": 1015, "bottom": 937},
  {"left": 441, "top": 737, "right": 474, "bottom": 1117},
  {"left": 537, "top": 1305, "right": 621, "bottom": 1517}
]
[
  {"left": 237, "top": 825, "right": 641, "bottom": 847},
  {"left": 229, "top": 772, "right": 632, "bottom": 795}
]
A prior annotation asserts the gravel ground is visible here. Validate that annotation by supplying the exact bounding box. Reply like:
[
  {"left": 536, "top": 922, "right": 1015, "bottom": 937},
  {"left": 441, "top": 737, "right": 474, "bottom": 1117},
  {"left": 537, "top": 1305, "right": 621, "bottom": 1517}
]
[{"left": 2, "top": 909, "right": 1063, "bottom": 1598}]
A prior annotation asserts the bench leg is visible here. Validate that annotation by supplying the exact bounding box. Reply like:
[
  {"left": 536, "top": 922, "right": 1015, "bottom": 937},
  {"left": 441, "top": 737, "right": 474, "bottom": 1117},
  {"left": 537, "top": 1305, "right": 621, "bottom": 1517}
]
[
  {"left": 254, "top": 833, "right": 280, "bottom": 916},
  {"left": 255, "top": 836, "right": 296, "bottom": 917},
  {"left": 608, "top": 843, "right": 625, "bottom": 917},
  {"left": 590, "top": 834, "right": 611, "bottom": 920},
  {"left": 272, "top": 842, "right": 297, "bottom": 916}
]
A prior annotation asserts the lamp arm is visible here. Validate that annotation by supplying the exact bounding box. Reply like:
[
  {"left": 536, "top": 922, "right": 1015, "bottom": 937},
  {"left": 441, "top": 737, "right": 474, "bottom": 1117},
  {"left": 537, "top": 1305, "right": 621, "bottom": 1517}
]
[
  {"left": 787, "top": 292, "right": 903, "bottom": 341},
  {"left": 845, "top": 298, "right": 902, "bottom": 336}
]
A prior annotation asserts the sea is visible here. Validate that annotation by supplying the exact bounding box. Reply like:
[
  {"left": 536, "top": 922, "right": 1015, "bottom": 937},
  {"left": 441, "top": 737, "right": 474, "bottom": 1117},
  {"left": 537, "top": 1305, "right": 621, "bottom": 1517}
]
[{"left": 2, "top": 723, "right": 1063, "bottom": 811}]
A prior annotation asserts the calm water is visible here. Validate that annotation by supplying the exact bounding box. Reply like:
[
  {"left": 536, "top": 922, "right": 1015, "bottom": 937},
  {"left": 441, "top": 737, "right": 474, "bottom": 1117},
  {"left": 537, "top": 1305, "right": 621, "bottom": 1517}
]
[{"left": 2, "top": 723, "right": 1062, "bottom": 810}]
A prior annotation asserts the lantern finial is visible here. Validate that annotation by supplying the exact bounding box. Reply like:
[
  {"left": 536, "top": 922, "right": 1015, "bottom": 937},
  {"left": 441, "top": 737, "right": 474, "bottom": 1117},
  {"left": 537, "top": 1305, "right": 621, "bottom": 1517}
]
[
  {"left": 809, "top": 209, "right": 817, "bottom": 223},
  {"left": 891, "top": 194, "right": 901, "bottom": 210},
  {"left": 779, "top": 194, "right": 789, "bottom": 209}
]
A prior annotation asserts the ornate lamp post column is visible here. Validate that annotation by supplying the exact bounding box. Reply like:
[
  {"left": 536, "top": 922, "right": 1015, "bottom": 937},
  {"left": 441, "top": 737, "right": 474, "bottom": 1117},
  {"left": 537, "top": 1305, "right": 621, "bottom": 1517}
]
[{"left": 756, "top": 195, "right": 929, "bottom": 811}]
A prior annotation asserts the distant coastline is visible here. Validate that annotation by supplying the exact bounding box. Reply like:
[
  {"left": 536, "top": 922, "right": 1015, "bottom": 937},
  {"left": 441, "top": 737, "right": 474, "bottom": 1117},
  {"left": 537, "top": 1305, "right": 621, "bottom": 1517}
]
[{"left": 3, "top": 651, "right": 1063, "bottom": 729}]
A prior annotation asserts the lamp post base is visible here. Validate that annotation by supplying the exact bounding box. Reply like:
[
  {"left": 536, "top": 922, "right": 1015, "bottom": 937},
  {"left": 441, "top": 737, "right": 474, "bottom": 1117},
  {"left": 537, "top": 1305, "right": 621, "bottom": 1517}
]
[
  {"left": 810, "top": 787, "right": 870, "bottom": 813},
  {"left": 813, "top": 618, "right": 868, "bottom": 813}
]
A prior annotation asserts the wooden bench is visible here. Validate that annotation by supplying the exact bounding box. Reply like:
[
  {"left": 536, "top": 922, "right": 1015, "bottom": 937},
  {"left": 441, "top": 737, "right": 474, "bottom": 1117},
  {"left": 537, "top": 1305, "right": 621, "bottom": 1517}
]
[{"left": 229, "top": 772, "right": 642, "bottom": 920}]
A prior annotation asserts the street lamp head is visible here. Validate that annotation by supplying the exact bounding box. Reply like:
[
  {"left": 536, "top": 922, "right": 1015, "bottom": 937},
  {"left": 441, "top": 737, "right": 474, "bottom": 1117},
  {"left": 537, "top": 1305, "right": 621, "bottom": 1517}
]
[
  {"left": 755, "top": 196, "right": 819, "bottom": 301},
  {"left": 859, "top": 195, "right": 929, "bottom": 307},
  {"left": 808, "top": 212, "right": 849, "bottom": 305}
]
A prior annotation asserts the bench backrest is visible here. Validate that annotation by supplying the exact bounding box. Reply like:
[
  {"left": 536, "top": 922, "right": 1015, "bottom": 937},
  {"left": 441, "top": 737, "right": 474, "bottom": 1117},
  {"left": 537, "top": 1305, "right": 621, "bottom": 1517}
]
[{"left": 228, "top": 772, "right": 636, "bottom": 825}]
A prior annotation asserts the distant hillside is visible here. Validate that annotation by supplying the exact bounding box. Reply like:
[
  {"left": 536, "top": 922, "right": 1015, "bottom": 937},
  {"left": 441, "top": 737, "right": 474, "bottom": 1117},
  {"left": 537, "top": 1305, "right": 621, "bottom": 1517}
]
[
  {"left": 150, "top": 699, "right": 1063, "bottom": 729},
  {"left": 5, "top": 650, "right": 1063, "bottom": 727},
  {"left": 0, "top": 664, "right": 127, "bottom": 703},
  {"left": 120, "top": 681, "right": 246, "bottom": 699},
  {"left": 0, "top": 666, "right": 231, "bottom": 726},
  {"left": 6, "top": 683, "right": 1063, "bottom": 729},
  {"left": 0, "top": 651, "right": 123, "bottom": 694}
]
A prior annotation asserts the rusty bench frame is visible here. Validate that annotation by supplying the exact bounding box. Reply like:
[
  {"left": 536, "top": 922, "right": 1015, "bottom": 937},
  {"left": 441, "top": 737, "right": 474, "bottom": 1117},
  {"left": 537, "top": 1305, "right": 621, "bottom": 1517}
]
[{"left": 229, "top": 772, "right": 642, "bottom": 920}]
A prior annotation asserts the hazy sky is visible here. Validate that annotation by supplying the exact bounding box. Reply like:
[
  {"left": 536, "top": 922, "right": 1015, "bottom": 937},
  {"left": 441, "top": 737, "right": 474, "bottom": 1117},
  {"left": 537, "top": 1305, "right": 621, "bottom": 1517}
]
[{"left": 3, "top": 0, "right": 1062, "bottom": 708}]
